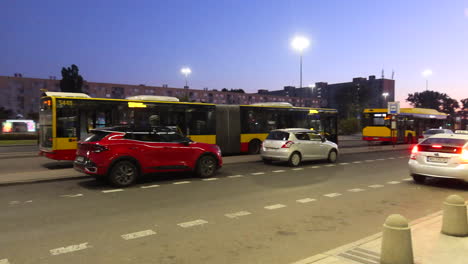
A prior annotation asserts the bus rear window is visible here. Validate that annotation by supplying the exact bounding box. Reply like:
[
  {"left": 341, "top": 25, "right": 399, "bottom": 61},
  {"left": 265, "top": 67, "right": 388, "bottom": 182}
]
[{"left": 83, "top": 131, "right": 111, "bottom": 142}]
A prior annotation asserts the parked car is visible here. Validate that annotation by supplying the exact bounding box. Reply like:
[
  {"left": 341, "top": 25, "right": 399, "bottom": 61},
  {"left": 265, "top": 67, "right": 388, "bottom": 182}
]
[
  {"left": 419, "top": 128, "right": 453, "bottom": 142},
  {"left": 260, "top": 128, "right": 338, "bottom": 166},
  {"left": 74, "top": 126, "right": 222, "bottom": 187},
  {"left": 409, "top": 133, "right": 468, "bottom": 183}
]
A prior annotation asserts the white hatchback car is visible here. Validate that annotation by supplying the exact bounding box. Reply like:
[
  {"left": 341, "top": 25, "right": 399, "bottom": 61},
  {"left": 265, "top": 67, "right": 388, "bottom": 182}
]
[
  {"left": 418, "top": 128, "right": 453, "bottom": 143},
  {"left": 408, "top": 134, "right": 468, "bottom": 183},
  {"left": 260, "top": 128, "right": 339, "bottom": 166}
]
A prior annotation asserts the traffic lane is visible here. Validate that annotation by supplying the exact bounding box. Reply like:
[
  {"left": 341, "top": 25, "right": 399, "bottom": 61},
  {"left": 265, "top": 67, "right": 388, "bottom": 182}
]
[
  {"left": 0, "top": 145, "right": 37, "bottom": 153},
  {"left": 0, "top": 150, "right": 410, "bottom": 205},
  {"left": 1, "top": 161, "right": 467, "bottom": 264}
]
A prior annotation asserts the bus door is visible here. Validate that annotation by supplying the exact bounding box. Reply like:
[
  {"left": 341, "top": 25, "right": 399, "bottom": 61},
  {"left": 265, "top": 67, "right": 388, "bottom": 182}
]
[{"left": 396, "top": 116, "right": 405, "bottom": 143}]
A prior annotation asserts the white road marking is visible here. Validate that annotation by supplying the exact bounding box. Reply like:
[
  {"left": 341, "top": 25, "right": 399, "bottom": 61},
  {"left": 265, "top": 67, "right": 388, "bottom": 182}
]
[
  {"left": 325, "top": 164, "right": 336, "bottom": 167},
  {"left": 140, "top": 184, "right": 160, "bottom": 189},
  {"left": 178, "top": 219, "right": 208, "bottom": 228},
  {"left": 121, "top": 229, "right": 156, "bottom": 240},
  {"left": 368, "top": 184, "right": 384, "bottom": 188},
  {"left": 352, "top": 161, "right": 362, "bottom": 164},
  {"left": 296, "top": 198, "right": 317, "bottom": 203},
  {"left": 0, "top": 259, "right": 10, "bottom": 264},
  {"left": 9, "top": 201, "right": 20, "bottom": 205},
  {"left": 61, "top": 194, "right": 83, "bottom": 198},
  {"left": 292, "top": 168, "right": 304, "bottom": 171},
  {"left": 225, "top": 211, "right": 251, "bottom": 218},
  {"left": 324, "top": 193, "right": 342, "bottom": 198},
  {"left": 50, "top": 242, "right": 90, "bottom": 256},
  {"left": 102, "top": 189, "right": 123, "bottom": 193},
  {"left": 272, "top": 170, "right": 286, "bottom": 173},
  {"left": 202, "top": 178, "right": 219, "bottom": 181},
  {"left": 387, "top": 181, "right": 401, "bottom": 184},
  {"left": 402, "top": 177, "right": 413, "bottom": 181},
  {"left": 173, "top": 181, "right": 191, "bottom": 185},
  {"left": 364, "top": 160, "right": 375, "bottom": 162},
  {"left": 251, "top": 172, "right": 265, "bottom": 175},
  {"left": 227, "top": 175, "right": 244, "bottom": 178},
  {"left": 376, "top": 158, "right": 386, "bottom": 161},
  {"left": 264, "top": 204, "right": 286, "bottom": 210},
  {"left": 348, "top": 188, "right": 365, "bottom": 192},
  {"left": 25, "top": 200, "right": 33, "bottom": 203},
  {"left": 339, "top": 163, "right": 350, "bottom": 165},
  {"left": 399, "top": 156, "right": 407, "bottom": 158},
  {"left": 309, "top": 166, "right": 321, "bottom": 168},
  {"left": 388, "top": 157, "right": 396, "bottom": 159}
]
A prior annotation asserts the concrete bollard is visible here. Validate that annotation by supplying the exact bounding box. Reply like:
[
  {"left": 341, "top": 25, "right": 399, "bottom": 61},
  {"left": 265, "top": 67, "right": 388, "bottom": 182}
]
[
  {"left": 441, "top": 194, "right": 468, "bottom": 237},
  {"left": 380, "top": 214, "right": 414, "bottom": 264}
]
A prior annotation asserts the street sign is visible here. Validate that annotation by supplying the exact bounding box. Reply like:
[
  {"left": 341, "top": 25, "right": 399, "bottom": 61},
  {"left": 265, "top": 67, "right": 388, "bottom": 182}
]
[{"left": 388, "top": 101, "right": 400, "bottom": 114}]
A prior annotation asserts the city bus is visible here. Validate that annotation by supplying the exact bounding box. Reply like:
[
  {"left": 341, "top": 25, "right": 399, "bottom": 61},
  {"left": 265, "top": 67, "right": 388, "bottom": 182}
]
[
  {"left": 39, "top": 92, "right": 338, "bottom": 160},
  {"left": 362, "top": 108, "right": 447, "bottom": 144}
]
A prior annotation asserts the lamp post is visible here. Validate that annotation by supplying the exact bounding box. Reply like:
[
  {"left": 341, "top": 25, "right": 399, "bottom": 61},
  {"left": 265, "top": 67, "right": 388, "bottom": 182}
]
[
  {"left": 421, "top": 69, "right": 432, "bottom": 90},
  {"left": 181, "top": 67, "right": 192, "bottom": 88},
  {"left": 291, "top": 36, "right": 310, "bottom": 88}
]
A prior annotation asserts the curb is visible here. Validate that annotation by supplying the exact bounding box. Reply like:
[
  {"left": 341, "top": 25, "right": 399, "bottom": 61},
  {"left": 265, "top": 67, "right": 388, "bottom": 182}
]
[{"left": 0, "top": 175, "right": 90, "bottom": 187}]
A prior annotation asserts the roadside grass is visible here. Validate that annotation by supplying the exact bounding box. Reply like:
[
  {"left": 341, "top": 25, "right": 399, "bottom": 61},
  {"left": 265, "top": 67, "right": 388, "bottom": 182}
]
[{"left": 0, "top": 140, "right": 37, "bottom": 146}]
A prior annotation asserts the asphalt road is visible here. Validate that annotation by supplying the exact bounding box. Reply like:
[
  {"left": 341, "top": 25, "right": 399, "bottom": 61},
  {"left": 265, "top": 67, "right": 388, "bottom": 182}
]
[{"left": 1, "top": 150, "right": 467, "bottom": 264}]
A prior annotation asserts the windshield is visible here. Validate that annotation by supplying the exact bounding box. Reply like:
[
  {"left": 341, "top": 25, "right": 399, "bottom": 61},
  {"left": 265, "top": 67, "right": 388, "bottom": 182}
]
[
  {"left": 424, "top": 129, "right": 451, "bottom": 135},
  {"left": 421, "top": 137, "right": 467, "bottom": 147}
]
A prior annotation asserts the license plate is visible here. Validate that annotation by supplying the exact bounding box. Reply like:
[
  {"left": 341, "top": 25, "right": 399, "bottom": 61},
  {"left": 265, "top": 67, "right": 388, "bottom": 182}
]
[
  {"left": 76, "top": 156, "right": 85, "bottom": 162},
  {"left": 427, "top": 156, "right": 448, "bottom": 163}
]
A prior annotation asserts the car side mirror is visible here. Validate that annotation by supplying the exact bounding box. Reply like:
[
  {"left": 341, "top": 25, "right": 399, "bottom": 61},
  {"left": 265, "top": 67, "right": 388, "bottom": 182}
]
[
  {"left": 321, "top": 136, "right": 326, "bottom": 142},
  {"left": 180, "top": 138, "right": 191, "bottom": 146}
]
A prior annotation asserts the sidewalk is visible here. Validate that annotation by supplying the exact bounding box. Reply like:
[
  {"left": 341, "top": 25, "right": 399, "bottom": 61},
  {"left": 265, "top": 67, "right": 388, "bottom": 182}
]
[
  {"left": 291, "top": 209, "right": 468, "bottom": 264},
  {"left": 0, "top": 144, "right": 411, "bottom": 186}
]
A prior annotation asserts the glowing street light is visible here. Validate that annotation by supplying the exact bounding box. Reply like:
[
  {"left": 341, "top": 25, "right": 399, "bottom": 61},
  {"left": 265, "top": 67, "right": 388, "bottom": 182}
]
[
  {"left": 421, "top": 69, "right": 432, "bottom": 90},
  {"left": 382, "top": 92, "right": 389, "bottom": 105},
  {"left": 291, "top": 36, "right": 310, "bottom": 88},
  {"left": 181, "top": 67, "right": 192, "bottom": 87}
]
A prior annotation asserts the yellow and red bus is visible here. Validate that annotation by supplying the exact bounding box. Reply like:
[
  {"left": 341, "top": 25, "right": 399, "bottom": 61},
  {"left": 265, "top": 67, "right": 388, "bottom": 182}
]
[
  {"left": 39, "top": 92, "right": 338, "bottom": 160},
  {"left": 362, "top": 108, "right": 447, "bottom": 144}
]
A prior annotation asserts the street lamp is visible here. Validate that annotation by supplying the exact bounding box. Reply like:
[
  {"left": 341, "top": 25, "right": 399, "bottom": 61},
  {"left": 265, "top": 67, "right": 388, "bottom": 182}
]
[
  {"left": 421, "top": 69, "right": 432, "bottom": 90},
  {"left": 181, "top": 67, "right": 192, "bottom": 88},
  {"left": 382, "top": 92, "right": 389, "bottom": 106},
  {"left": 291, "top": 36, "right": 310, "bottom": 88}
]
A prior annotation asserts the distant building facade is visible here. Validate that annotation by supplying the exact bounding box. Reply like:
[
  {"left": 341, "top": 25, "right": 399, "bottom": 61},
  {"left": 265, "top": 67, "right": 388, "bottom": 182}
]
[{"left": 0, "top": 75, "right": 320, "bottom": 119}]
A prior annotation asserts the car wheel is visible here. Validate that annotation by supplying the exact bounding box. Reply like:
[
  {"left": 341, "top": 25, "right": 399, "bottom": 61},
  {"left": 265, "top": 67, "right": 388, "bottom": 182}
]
[
  {"left": 412, "top": 174, "right": 426, "bottom": 183},
  {"left": 262, "top": 158, "right": 273, "bottom": 164},
  {"left": 108, "top": 160, "right": 138, "bottom": 187},
  {"left": 196, "top": 155, "right": 218, "bottom": 178},
  {"left": 288, "top": 152, "right": 301, "bottom": 167},
  {"left": 327, "top": 150, "right": 338, "bottom": 163},
  {"left": 248, "top": 139, "right": 261, "bottom": 154}
]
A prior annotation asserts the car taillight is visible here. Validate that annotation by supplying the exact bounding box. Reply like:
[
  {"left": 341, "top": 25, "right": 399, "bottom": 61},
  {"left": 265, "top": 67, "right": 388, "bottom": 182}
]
[
  {"left": 92, "top": 145, "right": 108, "bottom": 153},
  {"left": 461, "top": 149, "right": 468, "bottom": 163},
  {"left": 410, "top": 145, "right": 418, "bottom": 160},
  {"left": 281, "top": 141, "right": 294, "bottom": 148}
]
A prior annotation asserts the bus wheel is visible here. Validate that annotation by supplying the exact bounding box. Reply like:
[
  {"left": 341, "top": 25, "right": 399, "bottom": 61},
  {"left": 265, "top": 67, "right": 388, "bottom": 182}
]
[
  {"left": 248, "top": 139, "right": 261, "bottom": 154},
  {"left": 108, "top": 160, "right": 138, "bottom": 187},
  {"left": 407, "top": 135, "right": 413, "bottom": 144}
]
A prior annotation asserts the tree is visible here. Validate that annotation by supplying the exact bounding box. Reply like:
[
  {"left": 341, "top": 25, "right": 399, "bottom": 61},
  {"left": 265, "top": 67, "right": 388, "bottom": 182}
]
[
  {"left": 406, "top": 90, "right": 459, "bottom": 115},
  {"left": 461, "top": 98, "right": 468, "bottom": 109},
  {"left": 221, "top": 88, "right": 228, "bottom": 92},
  {"left": 0, "top": 107, "right": 13, "bottom": 119},
  {"left": 60, "top": 64, "right": 84, "bottom": 93}
]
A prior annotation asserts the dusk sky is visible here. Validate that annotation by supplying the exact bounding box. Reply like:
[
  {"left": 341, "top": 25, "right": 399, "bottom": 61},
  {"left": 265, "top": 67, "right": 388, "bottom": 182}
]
[{"left": 2, "top": 0, "right": 467, "bottom": 105}]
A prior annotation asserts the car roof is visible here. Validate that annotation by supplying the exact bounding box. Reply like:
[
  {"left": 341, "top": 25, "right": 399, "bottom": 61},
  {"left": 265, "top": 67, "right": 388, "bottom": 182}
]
[
  {"left": 272, "top": 128, "right": 317, "bottom": 133},
  {"left": 426, "top": 134, "right": 468, "bottom": 140}
]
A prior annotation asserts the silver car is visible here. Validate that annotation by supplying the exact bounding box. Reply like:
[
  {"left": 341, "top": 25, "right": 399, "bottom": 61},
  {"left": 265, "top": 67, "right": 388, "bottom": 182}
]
[
  {"left": 260, "top": 128, "right": 339, "bottom": 166},
  {"left": 418, "top": 128, "right": 453, "bottom": 143},
  {"left": 409, "top": 134, "right": 468, "bottom": 183}
]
